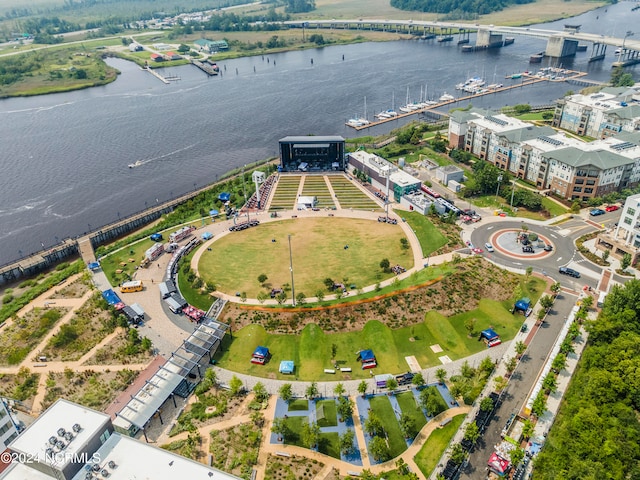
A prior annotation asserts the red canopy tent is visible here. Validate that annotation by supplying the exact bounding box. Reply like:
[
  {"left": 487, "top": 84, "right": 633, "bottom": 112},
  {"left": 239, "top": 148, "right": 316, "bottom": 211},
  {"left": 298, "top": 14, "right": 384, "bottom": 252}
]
[{"left": 487, "top": 452, "right": 510, "bottom": 477}]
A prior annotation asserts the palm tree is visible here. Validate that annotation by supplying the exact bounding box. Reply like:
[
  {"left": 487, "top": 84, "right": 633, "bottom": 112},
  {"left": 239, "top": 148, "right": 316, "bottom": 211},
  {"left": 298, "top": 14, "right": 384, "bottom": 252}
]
[
  {"left": 357, "top": 380, "right": 368, "bottom": 397},
  {"left": 436, "top": 368, "right": 447, "bottom": 385},
  {"left": 333, "top": 382, "right": 345, "bottom": 398}
]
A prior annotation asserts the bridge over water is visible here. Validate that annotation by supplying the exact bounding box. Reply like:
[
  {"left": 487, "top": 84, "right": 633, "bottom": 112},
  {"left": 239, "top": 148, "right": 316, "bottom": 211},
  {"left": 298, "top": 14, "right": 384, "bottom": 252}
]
[{"left": 285, "top": 19, "right": 640, "bottom": 66}]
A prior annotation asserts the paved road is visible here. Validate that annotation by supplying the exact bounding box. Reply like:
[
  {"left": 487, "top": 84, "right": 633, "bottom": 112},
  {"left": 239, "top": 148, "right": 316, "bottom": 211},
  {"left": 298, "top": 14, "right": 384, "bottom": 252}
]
[{"left": 457, "top": 292, "right": 577, "bottom": 480}]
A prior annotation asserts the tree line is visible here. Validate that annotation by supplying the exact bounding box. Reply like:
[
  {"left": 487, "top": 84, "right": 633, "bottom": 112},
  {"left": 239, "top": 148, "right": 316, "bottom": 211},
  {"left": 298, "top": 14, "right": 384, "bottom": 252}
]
[
  {"left": 389, "top": 0, "right": 534, "bottom": 19},
  {"left": 533, "top": 280, "right": 640, "bottom": 479}
]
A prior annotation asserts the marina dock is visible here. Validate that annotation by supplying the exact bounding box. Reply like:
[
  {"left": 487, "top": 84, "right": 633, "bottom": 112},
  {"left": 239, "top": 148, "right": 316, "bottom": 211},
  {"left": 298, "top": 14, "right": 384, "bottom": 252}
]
[
  {"left": 349, "top": 68, "right": 591, "bottom": 130},
  {"left": 190, "top": 60, "right": 219, "bottom": 76},
  {"left": 143, "top": 66, "right": 170, "bottom": 84}
]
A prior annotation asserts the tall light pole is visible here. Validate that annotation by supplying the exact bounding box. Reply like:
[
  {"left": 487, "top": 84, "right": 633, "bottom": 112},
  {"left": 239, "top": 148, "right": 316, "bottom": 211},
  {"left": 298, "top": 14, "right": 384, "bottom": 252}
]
[
  {"left": 383, "top": 165, "right": 391, "bottom": 221},
  {"left": 510, "top": 179, "right": 516, "bottom": 210},
  {"left": 495, "top": 174, "right": 503, "bottom": 200},
  {"left": 288, "top": 234, "right": 296, "bottom": 306}
]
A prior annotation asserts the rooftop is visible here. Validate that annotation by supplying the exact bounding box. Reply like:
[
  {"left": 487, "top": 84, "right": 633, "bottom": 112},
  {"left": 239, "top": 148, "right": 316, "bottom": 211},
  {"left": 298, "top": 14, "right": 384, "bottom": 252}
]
[
  {"left": 9, "top": 399, "right": 110, "bottom": 471},
  {"left": 348, "top": 151, "right": 420, "bottom": 187}
]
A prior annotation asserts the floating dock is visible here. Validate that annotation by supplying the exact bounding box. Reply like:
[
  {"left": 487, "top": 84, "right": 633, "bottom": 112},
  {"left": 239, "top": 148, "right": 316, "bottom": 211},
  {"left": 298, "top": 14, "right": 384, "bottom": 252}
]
[
  {"left": 143, "top": 66, "right": 170, "bottom": 84},
  {"left": 348, "top": 68, "right": 591, "bottom": 130},
  {"left": 191, "top": 60, "right": 219, "bottom": 76}
]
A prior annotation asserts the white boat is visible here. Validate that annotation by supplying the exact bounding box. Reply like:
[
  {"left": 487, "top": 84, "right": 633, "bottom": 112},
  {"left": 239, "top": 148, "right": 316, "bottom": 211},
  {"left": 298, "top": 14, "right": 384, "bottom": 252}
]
[
  {"left": 376, "top": 91, "right": 398, "bottom": 119},
  {"left": 128, "top": 160, "right": 143, "bottom": 168},
  {"left": 346, "top": 118, "right": 365, "bottom": 127},
  {"left": 439, "top": 92, "right": 455, "bottom": 102},
  {"left": 356, "top": 96, "right": 370, "bottom": 125}
]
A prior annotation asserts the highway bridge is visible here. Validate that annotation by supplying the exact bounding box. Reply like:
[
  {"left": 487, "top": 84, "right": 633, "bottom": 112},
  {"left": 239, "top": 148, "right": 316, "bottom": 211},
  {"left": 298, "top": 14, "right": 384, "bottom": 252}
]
[{"left": 285, "top": 19, "right": 640, "bottom": 66}]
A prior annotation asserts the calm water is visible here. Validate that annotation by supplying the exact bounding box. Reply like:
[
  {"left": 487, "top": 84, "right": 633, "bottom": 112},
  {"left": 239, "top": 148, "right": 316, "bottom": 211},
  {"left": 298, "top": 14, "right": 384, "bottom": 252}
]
[{"left": 0, "top": 2, "right": 638, "bottom": 264}]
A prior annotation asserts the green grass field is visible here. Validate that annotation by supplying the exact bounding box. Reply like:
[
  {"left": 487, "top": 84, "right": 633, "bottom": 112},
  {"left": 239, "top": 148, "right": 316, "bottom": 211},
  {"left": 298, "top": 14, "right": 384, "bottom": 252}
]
[
  {"left": 288, "top": 399, "right": 309, "bottom": 411},
  {"left": 396, "top": 391, "right": 427, "bottom": 435},
  {"left": 197, "top": 217, "right": 412, "bottom": 297},
  {"left": 369, "top": 395, "right": 407, "bottom": 458},
  {"left": 283, "top": 415, "right": 306, "bottom": 446},
  {"left": 413, "top": 414, "right": 466, "bottom": 477},
  {"left": 316, "top": 400, "right": 338, "bottom": 427},
  {"left": 401, "top": 211, "right": 448, "bottom": 256},
  {"left": 215, "top": 274, "right": 543, "bottom": 380},
  {"left": 318, "top": 432, "right": 340, "bottom": 459}
]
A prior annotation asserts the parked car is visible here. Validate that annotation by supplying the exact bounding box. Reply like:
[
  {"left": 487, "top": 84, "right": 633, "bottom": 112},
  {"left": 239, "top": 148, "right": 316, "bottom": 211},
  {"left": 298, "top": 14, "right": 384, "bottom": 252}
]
[
  {"left": 605, "top": 205, "right": 620, "bottom": 212},
  {"left": 559, "top": 266, "right": 581, "bottom": 278},
  {"left": 485, "top": 242, "right": 494, "bottom": 252},
  {"left": 590, "top": 208, "right": 606, "bottom": 216},
  {"left": 471, "top": 247, "right": 484, "bottom": 254},
  {"left": 522, "top": 245, "right": 534, "bottom": 253}
]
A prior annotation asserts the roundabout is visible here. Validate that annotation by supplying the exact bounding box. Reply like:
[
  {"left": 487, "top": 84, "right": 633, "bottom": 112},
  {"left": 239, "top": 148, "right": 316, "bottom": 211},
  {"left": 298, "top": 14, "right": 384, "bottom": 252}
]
[{"left": 487, "top": 229, "right": 554, "bottom": 260}]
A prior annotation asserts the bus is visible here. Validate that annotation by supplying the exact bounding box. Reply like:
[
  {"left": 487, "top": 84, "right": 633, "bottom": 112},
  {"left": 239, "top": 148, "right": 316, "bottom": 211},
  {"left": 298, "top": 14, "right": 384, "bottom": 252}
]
[{"left": 120, "top": 280, "right": 143, "bottom": 293}]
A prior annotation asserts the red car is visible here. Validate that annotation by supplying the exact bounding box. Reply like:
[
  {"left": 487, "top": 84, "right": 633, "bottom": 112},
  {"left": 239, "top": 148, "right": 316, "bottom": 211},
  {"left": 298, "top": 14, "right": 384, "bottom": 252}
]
[{"left": 605, "top": 205, "right": 619, "bottom": 212}]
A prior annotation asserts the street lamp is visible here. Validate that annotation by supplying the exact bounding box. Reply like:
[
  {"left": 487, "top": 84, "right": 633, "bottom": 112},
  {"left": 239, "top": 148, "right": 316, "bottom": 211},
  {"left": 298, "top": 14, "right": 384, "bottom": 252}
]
[
  {"left": 618, "top": 30, "right": 634, "bottom": 63},
  {"left": 510, "top": 179, "right": 516, "bottom": 210},
  {"left": 495, "top": 174, "right": 503, "bottom": 200},
  {"left": 288, "top": 234, "right": 296, "bottom": 306}
]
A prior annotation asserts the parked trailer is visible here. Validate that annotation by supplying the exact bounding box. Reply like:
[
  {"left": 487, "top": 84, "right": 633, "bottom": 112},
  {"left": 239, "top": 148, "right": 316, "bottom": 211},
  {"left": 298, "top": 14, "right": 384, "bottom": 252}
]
[
  {"left": 145, "top": 242, "right": 164, "bottom": 261},
  {"left": 169, "top": 226, "right": 195, "bottom": 243}
]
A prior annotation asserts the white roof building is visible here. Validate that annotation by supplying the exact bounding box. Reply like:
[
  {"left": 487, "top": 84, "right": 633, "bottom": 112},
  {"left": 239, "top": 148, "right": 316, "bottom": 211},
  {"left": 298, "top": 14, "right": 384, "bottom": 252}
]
[{"left": 1, "top": 399, "right": 239, "bottom": 480}]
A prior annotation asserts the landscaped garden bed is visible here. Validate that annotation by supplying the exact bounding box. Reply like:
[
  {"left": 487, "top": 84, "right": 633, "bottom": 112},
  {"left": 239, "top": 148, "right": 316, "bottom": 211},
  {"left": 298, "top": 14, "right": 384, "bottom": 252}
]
[
  {"left": 264, "top": 453, "right": 324, "bottom": 480},
  {"left": 0, "top": 307, "right": 68, "bottom": 365},
  {"left": 208, "top": 420, "right": 263, "bottom": 479}
]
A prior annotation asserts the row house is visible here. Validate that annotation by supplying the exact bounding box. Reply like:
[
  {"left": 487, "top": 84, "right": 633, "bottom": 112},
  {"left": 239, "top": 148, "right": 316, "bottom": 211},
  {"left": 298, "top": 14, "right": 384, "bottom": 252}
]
[
  {"left": 552, "top": 87, "right": 639, "bottom": 138},
  {"left": 448, "top": 109, "right": 640, "bottom": 200}
]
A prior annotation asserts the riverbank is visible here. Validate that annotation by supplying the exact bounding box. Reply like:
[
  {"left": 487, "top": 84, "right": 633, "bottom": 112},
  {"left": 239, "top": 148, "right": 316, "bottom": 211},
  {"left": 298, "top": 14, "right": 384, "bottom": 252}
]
[{"left": 0, "top": 0, "right": 607, "bottom": 98}]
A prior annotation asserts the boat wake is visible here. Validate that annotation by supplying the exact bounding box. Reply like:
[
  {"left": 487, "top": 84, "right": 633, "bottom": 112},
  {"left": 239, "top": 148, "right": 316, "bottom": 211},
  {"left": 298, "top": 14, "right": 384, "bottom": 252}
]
[{"left": 128, "top": 142, "right": 201, "bottom": 169}]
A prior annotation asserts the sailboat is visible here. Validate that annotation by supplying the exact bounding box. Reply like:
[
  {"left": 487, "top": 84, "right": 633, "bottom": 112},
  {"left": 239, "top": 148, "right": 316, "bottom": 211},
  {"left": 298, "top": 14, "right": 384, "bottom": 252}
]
[
  {"left": 399, "top": 86, "right": 418, "bottom": 113},
  {"left": 357, "top": 96, "right": 370, "bottom": 125},
  {"left": 376, "top": 91, "right": 398, "bottom": 119},
  {"left": 346, "top": 97, "right": 370, "bottom": 127}
]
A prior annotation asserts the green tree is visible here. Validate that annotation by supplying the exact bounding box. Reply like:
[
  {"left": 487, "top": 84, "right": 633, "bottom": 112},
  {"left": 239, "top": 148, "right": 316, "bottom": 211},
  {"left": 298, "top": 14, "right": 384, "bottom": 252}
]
[
  {"left": 480, "top": 397, "right": 494, "bottom": 412},
  {"left": 493, "top": 375, "right": 508, "bottom": 393},
  {"left": 602, "top": 249, "right": 610, "bottom": 262},
  {"left": 229, "top": 375, "right": 244, "bottom": 396},
  {"left": 515, "top": 340, "right": 527, "bottom": 357},
  {"left": 323, "top": 278, "right": 334, "bottom": 289},
  {"left": 369, "top": 436, "right": 390, "bottom": 462},
  {"left": 479, "top": 356, "right": 495, "bottom": 376},
  {"left": 464, "top": 317, "right": 476, "bottom": 336},
  {"left": 276, "top": 290, "right": 287, "bottom": 304},
  {"left": 525, "top": 266, "right": 533, "bottom": 278},
  {"left": 258, "top": 273, "right": 268, "bottom": 285},
  {"left": 257, "top": 291, "right": 268, "bottom": 304},
  {"left": 301, "top": 421, "right": 320, "bottom": 449},
  {"left": 570, "top": 200, "right": 581, "bottom": 213},
  {"left": 339, "top": 428, "right": 355, "bottom": 455},
  {"left": 412, "top": 372, "right": 425, "bottom": 387},
  {"left": 240, "top": 291, "right": 247, "bottom": 303},
  {"left": 542, "top": 372, "right": 558, "bottom": 394},
  {"left": 279, "top": 383, "right": 293, "bottom": 403},
  {"left": 315, "top": 289, "right": 325, "bottom": 302},
  {"left": 380, "top": 258, "right": 390, "bottom": 272},
  {"left": 295, "top": 292, "right": 306, "bottom": 305},
  {"left": 305, "top": 382, "right": 318, "bottom": 399},
  {"left": 271, "top": 417, "right": 289, "bottom": 441},
  {"left": 506, "top": 357, "right": 518, "bottom": 375},
  {"left": 358, "top": 380, "right": 368, "bottom": 397},
  {"left": 510, "top": 447, "right": 525, "bottom": 467},
  {"left": 531, "top": 390, "right": 547, "bottom": 417},
  {"left": 621, "top": 253, "right": 632, "bottom": 271},
  {"left": 364, "top": 413, "right": 384, "bottom": 437},
  {"left": 386, "top": 377, "right": 398, "bottom": 391},
  {"left": 436, "top": 368, "right": 447, "bottom": 385},
  {"left": 253, "top": 382, "right": 269, "bottom": 403},
  {"left": 399, "top": 413, "right": 416, "bottom": 438},
  {"left": 551, "top": 353, "right": 567, "bottom": 373},
  {"left": 550, "top": 282, "right": 561, "bottom": 297},
  {"left": 331, "top": 343, "right": 338, "bottom": 359},
  {"left": 449, "top": 442, "right": 466, "bottom": 465},
  {"left": 540, "top": 294, "right": 554, "bottom": 311},
  {"left": 337, "top": 396, "right": 354, "bottom": 421},
  {"left": 522, "top": 419, "right": 534, "bottom": 440},
  {"left": 464, "top": 422, "right": 480, "bottom": 444},
  {"left": 334, "top": 382, "right": 345, "bottom": 397}
]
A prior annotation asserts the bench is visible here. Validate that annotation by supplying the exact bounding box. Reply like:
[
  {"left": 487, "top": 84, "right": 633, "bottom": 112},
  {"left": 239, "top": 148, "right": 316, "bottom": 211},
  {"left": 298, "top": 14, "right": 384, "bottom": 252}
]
[
  {"left": 340, "top": 367, "right": 352, "bottom": 373},
  {"left": 324, "top": 369, "right": 336, "bottom": 374},
  {"left": 439, "top": 417, "right": 453, "bottom": 428},
  {"left": 276, "top": 452, "right": 291, "bottom": 458}
]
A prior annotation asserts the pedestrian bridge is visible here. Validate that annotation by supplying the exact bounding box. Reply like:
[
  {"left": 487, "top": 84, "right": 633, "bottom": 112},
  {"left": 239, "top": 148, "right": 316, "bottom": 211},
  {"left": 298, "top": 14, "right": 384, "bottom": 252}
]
[{"left": 284, "top": 19, "right": 640, "bottom": 65}]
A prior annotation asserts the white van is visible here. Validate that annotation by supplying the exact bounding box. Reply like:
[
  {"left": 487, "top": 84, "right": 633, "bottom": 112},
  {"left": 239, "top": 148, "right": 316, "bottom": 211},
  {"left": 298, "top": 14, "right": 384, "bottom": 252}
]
[{"left": 597, "top": 291, "right": 607, "bottom": 308}]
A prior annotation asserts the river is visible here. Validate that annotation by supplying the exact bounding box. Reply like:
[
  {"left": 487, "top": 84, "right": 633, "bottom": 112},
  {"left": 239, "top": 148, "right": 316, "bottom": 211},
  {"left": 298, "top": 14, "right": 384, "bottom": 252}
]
[{"left": 0, "top": 2, "right": 638, "bottom": 265}]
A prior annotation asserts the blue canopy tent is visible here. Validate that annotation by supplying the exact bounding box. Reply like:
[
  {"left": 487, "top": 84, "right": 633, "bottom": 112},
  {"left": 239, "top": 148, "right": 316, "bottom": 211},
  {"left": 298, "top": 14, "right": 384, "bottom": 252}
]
[
  {"left": 481, "top": 329, "right": 499, "bottom": 341},
  {"left": 513, "top": 297, "right": 533, "bottom": 316},
  {"left": 358, "top": 349, "right": 375, "bottom": 362},
  {"left": 218, "top": 193, "right": 231, "bottom": 202},
  {"left": 102, "top": 289, "right": 122, "bottom": 306},
  {"left": 253, "top": 346, "right": 269, "bottom": 358},
  {"left": 209, "top": 209, "right": 219, "bottom": 217},
  {"left": 279, "top": 360, "right": 294, "bottom": 374}
]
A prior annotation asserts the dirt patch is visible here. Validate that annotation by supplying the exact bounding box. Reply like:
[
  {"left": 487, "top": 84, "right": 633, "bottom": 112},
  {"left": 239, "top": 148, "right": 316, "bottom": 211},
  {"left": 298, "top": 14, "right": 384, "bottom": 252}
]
[
  {"left": 220, "top": 257, "right": 519, "bottom": 334},
  {"left": 265, "top": 453, "right": 325, "bottom": 480},
  {"left": 41, "top": 369, "right": 139, "bottom": 412},
  {"left": 81, "top": 328, "right": 153, "bottom": 365},
  {"left": 48, "top": 276, "right": 92, "bottom": 299}
]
